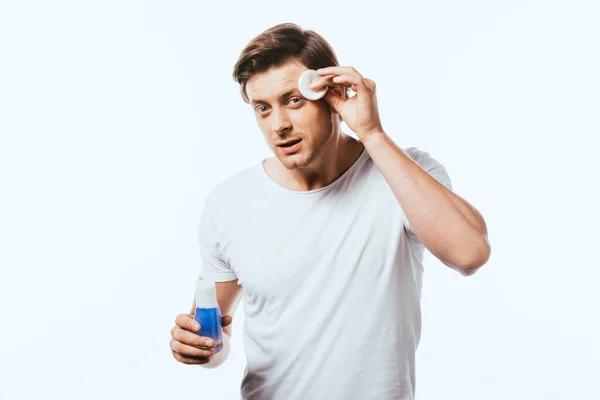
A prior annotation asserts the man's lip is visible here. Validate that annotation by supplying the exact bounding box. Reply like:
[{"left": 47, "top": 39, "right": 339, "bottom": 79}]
[
  {"left": 279, "top": 140, "right": 302, "bottom": 154},
  {"left": 277, "top": 139, "right": 302, "bottom": 147}
]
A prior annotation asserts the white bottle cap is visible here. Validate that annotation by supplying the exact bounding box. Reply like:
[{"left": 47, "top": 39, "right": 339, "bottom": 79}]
[
  {"left": 196, "top": 279, "right": 218, "bottom": 308},
  {"left": 298, "top": 69, "right": 327, "bottom": 101}
]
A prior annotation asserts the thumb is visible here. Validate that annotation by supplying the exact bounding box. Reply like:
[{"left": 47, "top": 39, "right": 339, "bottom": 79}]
[
  {"left": 322, "top": 88, "right": 345, "bottom": 114},
  {"left": 221, "top": 315, "right": 233, "bottom": 328}
]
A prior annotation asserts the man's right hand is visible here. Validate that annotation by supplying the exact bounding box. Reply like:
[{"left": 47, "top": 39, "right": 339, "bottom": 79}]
[{"left": 170, "top": 313, "right": 233, "bottom": 365}]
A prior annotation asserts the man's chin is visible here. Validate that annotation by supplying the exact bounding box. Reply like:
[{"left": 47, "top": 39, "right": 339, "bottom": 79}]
[{"left": 277, "top": 152, "right": 311, "bottom": 170}]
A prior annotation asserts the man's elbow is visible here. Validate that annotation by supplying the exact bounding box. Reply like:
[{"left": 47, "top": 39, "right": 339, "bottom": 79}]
[
  {"left": 457, "top": 265, "right": 480, "bottom": 276},
  {"left": 456, "top": 237, "right": 491, "bottom": 276}
]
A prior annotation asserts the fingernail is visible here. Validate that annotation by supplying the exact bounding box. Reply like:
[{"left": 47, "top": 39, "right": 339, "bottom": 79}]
[
  {"left": 206, "top": 339, "right": 214, "bottom": 347},
  {"left": 193, "top": 323, "right": 200, "bottom": 331}
]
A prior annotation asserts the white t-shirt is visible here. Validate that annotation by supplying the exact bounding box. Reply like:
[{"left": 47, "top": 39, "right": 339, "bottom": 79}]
[{"left": 198, "top": 146, "right": 452, "bottom": 400}]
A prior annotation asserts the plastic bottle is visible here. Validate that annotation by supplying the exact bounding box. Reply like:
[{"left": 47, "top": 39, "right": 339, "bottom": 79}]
[{"left": 194, "top": 279, "right": 224, "bottom": 354}]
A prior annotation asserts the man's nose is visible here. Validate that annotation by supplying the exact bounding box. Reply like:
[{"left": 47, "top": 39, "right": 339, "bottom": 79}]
[{"left": 271, "top": 108, "right": 292, "bottom": 134}]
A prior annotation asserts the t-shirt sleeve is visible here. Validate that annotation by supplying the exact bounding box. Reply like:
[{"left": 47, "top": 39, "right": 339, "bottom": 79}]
[
  {"left": 197, "top": 193, "right": 237, "bottom": 282},
  {"left": 403, "top": 147, "right": 453, "bottom": 240}
]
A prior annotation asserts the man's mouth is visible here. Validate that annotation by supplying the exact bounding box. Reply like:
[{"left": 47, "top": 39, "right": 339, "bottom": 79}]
[{"left": 277, "top": 138, "right": 302, "bottom": 147}]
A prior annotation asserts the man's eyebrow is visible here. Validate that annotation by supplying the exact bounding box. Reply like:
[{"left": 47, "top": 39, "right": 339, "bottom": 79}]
[{"left": 250, "top": 89, "right": 299, "bottom": 105}]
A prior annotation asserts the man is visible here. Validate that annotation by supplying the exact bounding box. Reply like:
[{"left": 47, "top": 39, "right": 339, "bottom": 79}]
[{"left": 170, "top": 23, "right": 490, "bottom": 399}]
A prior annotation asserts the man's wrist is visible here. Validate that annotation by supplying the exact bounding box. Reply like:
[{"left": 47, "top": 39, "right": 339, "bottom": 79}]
[{"left": 359, "top": 130, "right": 387, "bottom": 145}]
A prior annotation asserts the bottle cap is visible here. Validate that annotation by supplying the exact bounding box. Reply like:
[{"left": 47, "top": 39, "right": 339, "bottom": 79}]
[
  {"left": 298, "top": 69, "right": 327, "bottom": 100},
  {"left": 195, "top": 279, "right": 218, "bottom": 308}
]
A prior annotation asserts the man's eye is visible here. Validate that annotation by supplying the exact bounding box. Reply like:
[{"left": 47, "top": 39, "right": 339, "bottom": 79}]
[
  {"left": 289, "top": 97, "right": 302, "bottom": 105},
  {"left": 255, "top": 105, "right": 267, "bottom": 114}
]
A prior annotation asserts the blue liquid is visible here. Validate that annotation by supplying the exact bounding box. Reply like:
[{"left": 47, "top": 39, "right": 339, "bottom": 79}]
[{"left": 194, "top": 307, "right": 223, "bottom": 354}]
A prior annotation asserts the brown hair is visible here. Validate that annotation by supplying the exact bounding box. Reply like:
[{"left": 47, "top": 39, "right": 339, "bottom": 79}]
[{"left": 232, "top": 23, "right": 343, "bottom": 103}]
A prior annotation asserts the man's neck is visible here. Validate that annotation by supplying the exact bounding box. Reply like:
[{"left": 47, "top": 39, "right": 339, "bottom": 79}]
[{"left": 264, "top": 133, "right": 365, "bottom": 192}]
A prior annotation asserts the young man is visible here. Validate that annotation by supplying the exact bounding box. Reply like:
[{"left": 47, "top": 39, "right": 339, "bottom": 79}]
[{"left": 170, "top": 23, "right": 491, "bottom": 399}]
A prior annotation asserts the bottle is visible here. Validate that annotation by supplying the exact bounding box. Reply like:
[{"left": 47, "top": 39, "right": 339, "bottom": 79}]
[{"left": 194, "top": 279, "right": 224, "bottom": 354}]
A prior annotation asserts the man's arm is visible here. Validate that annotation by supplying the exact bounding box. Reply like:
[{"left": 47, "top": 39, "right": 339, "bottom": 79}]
[
  {"left": 362, "top": 133, "right": 491, "bottom": 276},
  {"left": 313, "top": 66, "right": 491, "bottom": 276},
  {"left": 191, "top": 277, "right": 243, "bottom": 337}
]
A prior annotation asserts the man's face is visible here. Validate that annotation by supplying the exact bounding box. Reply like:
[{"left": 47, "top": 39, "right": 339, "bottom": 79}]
[{"left": 246, "top": 59, "right": 337, "bottom": 170}]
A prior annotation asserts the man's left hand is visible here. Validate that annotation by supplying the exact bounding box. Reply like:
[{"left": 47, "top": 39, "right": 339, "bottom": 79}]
[{"left": 311, "top": 66, "right": 384, "bottom": 141}]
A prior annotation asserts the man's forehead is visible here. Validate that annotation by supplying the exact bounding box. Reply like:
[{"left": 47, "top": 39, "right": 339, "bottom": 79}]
[{"left": 247, "top": 62, "right": 305, "bottom": 103}]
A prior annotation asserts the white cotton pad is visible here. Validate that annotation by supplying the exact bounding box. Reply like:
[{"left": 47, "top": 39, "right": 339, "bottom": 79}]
[{"left": 298, "top": 69, "right": 327, "bottom": 101}]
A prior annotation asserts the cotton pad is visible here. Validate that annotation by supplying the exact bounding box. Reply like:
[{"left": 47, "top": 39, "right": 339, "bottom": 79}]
[{"left": 298, "top": 69, "right": 327, "bottom": 101}]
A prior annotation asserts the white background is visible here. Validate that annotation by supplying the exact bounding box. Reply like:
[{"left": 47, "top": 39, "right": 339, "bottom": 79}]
[{"left": 1, "top": 1, "right": 598, "bottom": 399}]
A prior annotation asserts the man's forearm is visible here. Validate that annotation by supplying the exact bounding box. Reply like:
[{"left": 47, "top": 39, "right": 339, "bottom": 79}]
[{"left": 362, "top": 131, "right": 491, "bottom": 274}]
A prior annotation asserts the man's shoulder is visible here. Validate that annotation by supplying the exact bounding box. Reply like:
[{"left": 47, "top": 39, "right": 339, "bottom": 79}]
[
  {"left": 403, "top": 146, "right": 427, "bottom": 160},
  {"left": 402, "top": 145, "right": 452, "bottom": 189},
  {"left": 360, "top": 146, "right": 433, "bottom": 176},
  {"left": 205, "top": 160, "right": 264, "bottom": 205},
  {"left": 402, "top": 146, "right": 445, "bottom": 169}
]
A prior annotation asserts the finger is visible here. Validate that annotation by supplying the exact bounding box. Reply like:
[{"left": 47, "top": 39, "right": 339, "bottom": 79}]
[
  {"left": 170, "top": 338, "right": 213, "bottom": 359},
  {"left": 317, "top": 67, "right": 372, "bottom": 93},
  {"left": 171, "top": 325, "right": 215, "bottom": 348},
  {"left": 364, "top": 78, "right": 376, "bottom": 91},
  {"left": 316, "top": 66, "right": 360, "bottom": 78},
  {"left": 222, "top": 315, "right": 233, "bottom": 328},
  {"left": 308, "top": 74, "right": 336, "bottom": 91},
  {"left": 331, "top": 74, "right": 366, "bottom": 92},
  {"left": 175, "top": 313, "right": 200, "bottom": 332},
  {"left": 171, "top": 347, "right": 211, "bottom": 365}
]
